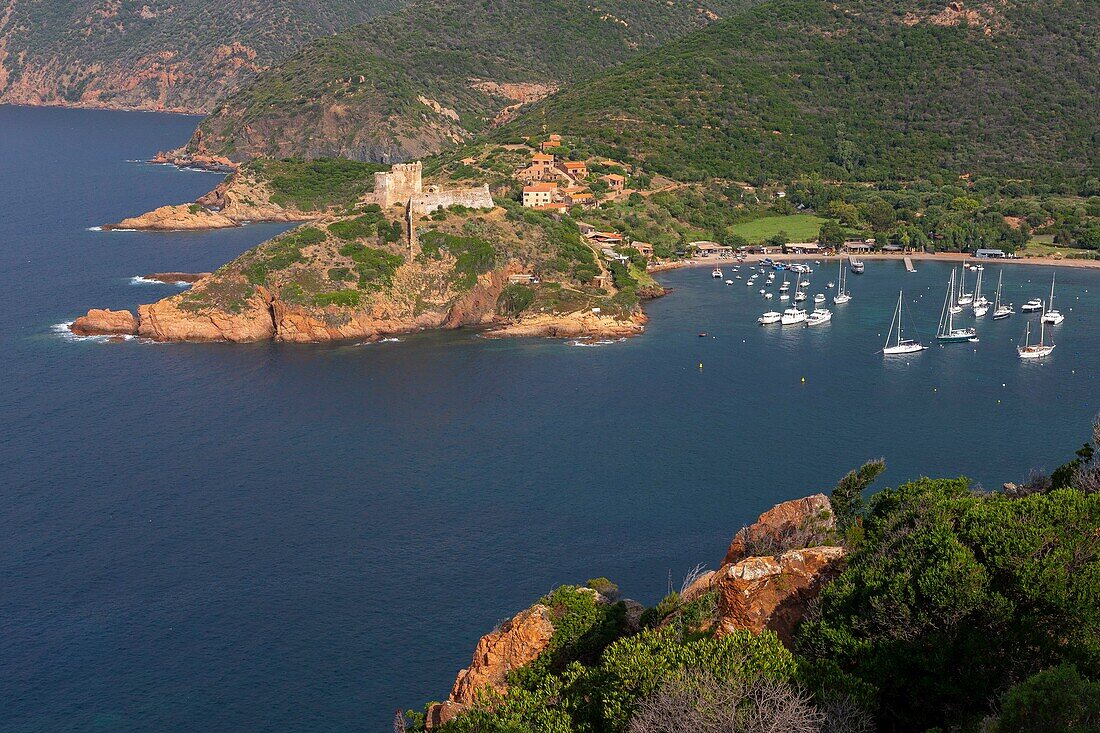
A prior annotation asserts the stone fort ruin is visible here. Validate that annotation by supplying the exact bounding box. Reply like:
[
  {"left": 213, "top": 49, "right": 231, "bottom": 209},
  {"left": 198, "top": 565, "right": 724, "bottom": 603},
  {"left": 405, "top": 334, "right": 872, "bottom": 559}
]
[{"left": 372, "top": 161, "right": 493, "bottom": 215}]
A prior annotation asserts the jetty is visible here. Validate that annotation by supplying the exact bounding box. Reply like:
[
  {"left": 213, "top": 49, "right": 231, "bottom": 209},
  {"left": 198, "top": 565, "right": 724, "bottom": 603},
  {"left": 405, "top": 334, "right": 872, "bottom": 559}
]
[{"left": 904, "top": 256, "right": 916, "bottom": 272}]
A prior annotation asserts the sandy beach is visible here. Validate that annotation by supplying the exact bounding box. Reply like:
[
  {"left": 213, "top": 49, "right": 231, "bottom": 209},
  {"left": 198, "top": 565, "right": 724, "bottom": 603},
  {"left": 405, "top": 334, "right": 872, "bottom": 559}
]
[{"left": 650, "top": 250, "right": 1100, "bottom": 273}]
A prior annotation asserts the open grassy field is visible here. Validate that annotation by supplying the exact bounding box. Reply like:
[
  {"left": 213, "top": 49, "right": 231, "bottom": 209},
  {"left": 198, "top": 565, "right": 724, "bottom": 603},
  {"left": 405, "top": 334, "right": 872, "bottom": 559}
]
[
  {"left": 1021, "top": 236, "right": 1095, "bottom": 259},
  {"left": 727, "top": 214, "right": 829, "bottom": 243}
]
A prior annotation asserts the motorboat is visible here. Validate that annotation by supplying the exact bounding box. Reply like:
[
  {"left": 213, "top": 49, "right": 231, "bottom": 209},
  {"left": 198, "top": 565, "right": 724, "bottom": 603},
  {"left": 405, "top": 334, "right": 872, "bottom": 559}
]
[
  {"left": 725, "top": 279, "right": 734, "bottom": 285},
  {"left": 882, "top": 291, "right": 926, "bottom": 355},
  {"left": 1021, "top": 298, "right": 1043, "bottom": 313},
  {"left": 765, "top": 292, "right": 774, "bottom": 299},
  {"left": 850, "top": 259, "right": 865, "bottom": 274},
  {"left": 806, "top": 309, "right": 832, "bottom": 326},
  {"left": 814, "top": 294, "right": 826, "bottom": 304},
  {"left": 780, "top": 307, "right": 808, "bottom": 325},
  {"left": 759, "top": 311, "right": 782, "bottom": 325},
  {"left": 794, "top": 291, "right": 808, "bottom": 302},
  {"left": 712, "top": 267, "right": 723, "bottom": 278}
]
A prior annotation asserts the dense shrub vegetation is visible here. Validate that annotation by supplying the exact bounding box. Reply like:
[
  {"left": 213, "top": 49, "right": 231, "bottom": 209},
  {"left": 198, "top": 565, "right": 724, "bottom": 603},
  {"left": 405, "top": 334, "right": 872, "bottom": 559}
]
[
  {"left": 511, "top": 0, "right": 1099, "bottom": 192},
  {"left": 248, "top": 158, "right": 385, "bottom": 210},
  {"left": 407, "top": 419, "right": 1100, "bottom": 732}
]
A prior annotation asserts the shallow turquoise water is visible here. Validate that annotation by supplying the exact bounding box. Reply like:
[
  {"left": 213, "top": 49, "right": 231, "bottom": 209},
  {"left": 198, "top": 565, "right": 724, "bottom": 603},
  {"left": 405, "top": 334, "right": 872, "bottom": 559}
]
[{"left": 1, "top": 105, "right": 1097, "bottom": 732}]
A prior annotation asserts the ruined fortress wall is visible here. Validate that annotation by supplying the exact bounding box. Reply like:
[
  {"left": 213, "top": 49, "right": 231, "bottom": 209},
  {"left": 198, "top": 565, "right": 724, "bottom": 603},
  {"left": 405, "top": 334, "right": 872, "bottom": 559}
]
[
  {"left": 374, "top": 161, "right": 423, "bottom": 208},
  {"left": 410, "top": 185, "right": 494, "bottom": 216}
]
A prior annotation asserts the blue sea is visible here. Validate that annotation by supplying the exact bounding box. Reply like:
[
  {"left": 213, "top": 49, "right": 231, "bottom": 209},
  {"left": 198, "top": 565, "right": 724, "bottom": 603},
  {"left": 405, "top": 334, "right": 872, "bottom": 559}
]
[{"left": 1, "top": 105, "right": 1097, "bottom": 732}]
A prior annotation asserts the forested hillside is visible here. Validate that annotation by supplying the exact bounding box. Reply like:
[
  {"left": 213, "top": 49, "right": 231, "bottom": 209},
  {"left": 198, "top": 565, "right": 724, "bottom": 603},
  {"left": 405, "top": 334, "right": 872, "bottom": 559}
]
[
  {"left": 507, "top": 0, "right": 1100, "bottom": 189},
  {"left": 0, "top": 0, "right": 408, "bottom": 112},
  {"left": 185, "top": 0, "right": 755, "bottom": 162}
]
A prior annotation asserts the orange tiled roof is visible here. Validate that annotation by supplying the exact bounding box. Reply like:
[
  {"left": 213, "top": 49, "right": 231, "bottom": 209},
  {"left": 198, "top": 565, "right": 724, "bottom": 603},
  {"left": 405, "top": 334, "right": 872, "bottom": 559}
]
[
  {"left": 532, "top": 153, "right": 555, "bottom": 162},
  {"left": 524, "top": 182, "right": 557, "bottom": 193}
]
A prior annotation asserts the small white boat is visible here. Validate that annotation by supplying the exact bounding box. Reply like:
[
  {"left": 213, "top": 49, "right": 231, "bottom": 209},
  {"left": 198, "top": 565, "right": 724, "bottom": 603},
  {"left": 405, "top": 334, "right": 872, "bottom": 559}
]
[
  {"left": 814, "top": 293, "right": 826, "bottom": 304},
  {"left": 956, "top": 267, "right": 973, "bottom": 305},
  {"left": 725, "top": 279, "right": 734, "bottom": 284},
  {"left": 779, "top": 282, "right": 790, "bottom": 292},
  {"left": 735, "top": 274, "right": 742, "bottom": 280},
  {"left": 745, "top": 279, "right": 753, "bottom": 286},
  {"left": 780, "top": 307, "right": 808, "bottom": 325},
  {"left": 1041, "top": 273, "right": 1065, "bottom": 324},
  {"left": 794, "top": 291, "right": 807, "bottom": 302},
  {"left": 1021, "top": 298, "right": 1043, "bottom": 313},
  {"left": 992, "top": 270, "right": 1013, "bottom": 319},
  {"left": 779, "top": 293, "right": 790, "bottom": 301},
  {"left": 806, "top": 309, "right": 832, "bottom": 326},
  {"left": 949, "top": 304, "right": 963, "bottom": 315},
  {"left": 827, "top": 281, "right": 835, "bottom": 289},
  {"left": 712, "top": 267, "right": 723, "bottom": 278},
  {"left": 800, "top": 279, "right": 811, "bottom": 287},
  {"left": 973, "top": 303, "right": 989, "bottom": 317},
  {"left": 759, "top": 288, "right": 767, "bottom": 294},
  {"left": 758, "top": 311, "right": 782, "bottom": 325},
  {"left": 1018, "top": 312, "right": 1055, "bottom": 359},
  {"left": 767, "top": 273, "right": 776, "bottom": 281},
  {"left": 882, "top": 291, "right": 925, "bottom": 354},
  {"left": 765, "top": 292, "right": 774, "bottom": 299}
]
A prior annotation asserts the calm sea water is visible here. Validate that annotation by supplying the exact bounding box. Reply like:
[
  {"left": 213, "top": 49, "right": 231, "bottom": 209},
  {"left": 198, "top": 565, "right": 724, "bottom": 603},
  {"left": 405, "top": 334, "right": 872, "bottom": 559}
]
[{"left": 1, "top": 105, "right": 1097, "bottom": 732}]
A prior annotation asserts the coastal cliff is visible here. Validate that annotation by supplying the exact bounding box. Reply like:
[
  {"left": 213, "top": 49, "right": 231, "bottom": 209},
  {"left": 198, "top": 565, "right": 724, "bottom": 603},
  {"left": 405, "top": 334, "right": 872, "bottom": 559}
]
[{"left": 419, "top": 494, "right": 846, "bottom": 729}]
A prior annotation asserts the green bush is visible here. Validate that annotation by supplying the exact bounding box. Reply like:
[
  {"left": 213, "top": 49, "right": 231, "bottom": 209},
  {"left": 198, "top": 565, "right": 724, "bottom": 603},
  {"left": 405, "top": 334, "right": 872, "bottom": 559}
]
[
  {"left": 337, "top": 242, "right": 404, "bottom": 290},
  {"left": 496, "top": 284, "right": 535, "bottom": 317},
  {"left": 312, "top": 289, "right": 361, "bottom": 307}
]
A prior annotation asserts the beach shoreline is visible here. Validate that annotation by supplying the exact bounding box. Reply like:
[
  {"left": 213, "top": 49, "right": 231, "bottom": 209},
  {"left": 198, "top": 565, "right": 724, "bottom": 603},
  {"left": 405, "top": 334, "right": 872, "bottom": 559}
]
[{"left": 650, "top": 251, "right": 1100, "bottom": 273}]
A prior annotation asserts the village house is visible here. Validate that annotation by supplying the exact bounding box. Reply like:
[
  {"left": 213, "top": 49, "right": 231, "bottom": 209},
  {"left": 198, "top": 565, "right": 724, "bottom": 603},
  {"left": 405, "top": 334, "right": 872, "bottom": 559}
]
[
  {"left": 563, "top": 187, "right": 595, "bottom": 207},
  {"left": 691, "top": 241, "right": 733, "bottom": 257},
  {"left": 508, "top": 273, "right": 539, "bottom": 284},
  {"left": 587, "top": 231, "right": 624, "bottom": 246},
  {"left": 516, "top": 152, "right": 559, "bottom": 183},
  {"left": 844, "top": 239, "right": 875, "bottom": 253},
  {"left": 522, "top": 182, "right": 557, "bottom": 208},
  {"left": 558, "top": 160, "right": 588, "bottom": 180},
  {"left": 539, "top": 134, "right": 562, "bottom": 152},
  {"left": 576, "top": 221, "right": 596, "bottom": 236},
  {"left": 631, "top": 241, "right": 654, "bottom": 259},
  {"left": 599, "top": 173, "right": 626, "bottom": 192}
]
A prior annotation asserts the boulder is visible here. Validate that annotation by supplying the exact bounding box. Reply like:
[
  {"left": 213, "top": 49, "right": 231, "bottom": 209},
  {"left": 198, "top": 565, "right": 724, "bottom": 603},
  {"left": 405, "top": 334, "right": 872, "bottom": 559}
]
[
  {"left": 724, "top": 494, "right": 835, "bottom": 565},
  {"left": 715, "top": 546, "right": 846, "bottom": 645},
  {"left": 680, "top": 570, "right": 718, "bottom": 603},
  {"left": 70, "top": 308, "right": 137, "bottom": 336}
]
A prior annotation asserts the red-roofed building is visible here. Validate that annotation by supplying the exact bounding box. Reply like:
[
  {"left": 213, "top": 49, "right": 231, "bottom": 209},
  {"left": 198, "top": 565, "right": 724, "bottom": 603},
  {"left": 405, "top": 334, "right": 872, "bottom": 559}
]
[
  {"left": 558, "top": 160, "right": 588, "bottom": 180},
  {"left": 600, "top": 173, "right": 626, "bottom": 192},
  {"left": 522, "top": 182, "right": 557, "bottom": 208}
]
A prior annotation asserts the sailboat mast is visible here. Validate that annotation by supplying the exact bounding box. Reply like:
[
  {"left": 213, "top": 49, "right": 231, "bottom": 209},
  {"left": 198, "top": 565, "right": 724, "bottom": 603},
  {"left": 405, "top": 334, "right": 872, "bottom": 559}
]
[
  {"left": 994, "top": 270, "right": 1002, "bottom": 310},
  {"left": 1049, "top": 273, "right": 1056, "bottom": 311},
  {"left": 939, "top": 271, "right": 953, "bottom": 337},
  {"left": 896, "top": 292, "right": 904, "bottom": 345}
]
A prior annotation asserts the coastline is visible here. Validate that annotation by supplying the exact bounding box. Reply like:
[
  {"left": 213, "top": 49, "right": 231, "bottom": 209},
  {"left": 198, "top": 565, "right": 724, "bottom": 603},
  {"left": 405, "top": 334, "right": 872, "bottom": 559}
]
[{"left": 650, "top": 251, "right": 1100, "bottom": 272}]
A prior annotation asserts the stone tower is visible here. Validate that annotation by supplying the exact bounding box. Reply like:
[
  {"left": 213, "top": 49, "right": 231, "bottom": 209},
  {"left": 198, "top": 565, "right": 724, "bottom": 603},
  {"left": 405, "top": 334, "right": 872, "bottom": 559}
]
[{"left": 374, "top": 161, "right": 423, "bottom": 208}]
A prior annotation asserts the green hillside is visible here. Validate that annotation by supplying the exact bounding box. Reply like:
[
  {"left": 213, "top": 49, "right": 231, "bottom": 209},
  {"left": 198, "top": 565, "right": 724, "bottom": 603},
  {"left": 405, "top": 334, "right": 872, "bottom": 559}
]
[
  {"left": 0, "top": 0, "right": 408, "bottom": 112},
  {"left": 506, "top": 0, "right": 1100, "bottom": 189},
  {"left": 187, "top": 0, "right": 756, "bottom": 161}
]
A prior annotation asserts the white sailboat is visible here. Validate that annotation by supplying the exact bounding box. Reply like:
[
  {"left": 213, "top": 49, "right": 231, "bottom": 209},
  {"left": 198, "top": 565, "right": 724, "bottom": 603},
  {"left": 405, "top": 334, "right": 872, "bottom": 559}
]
[
  {"left": 972, "top": 267, "right": 989, "bottom": 317},
  {"left": 883, "top": 291, "right": 926, "bottom": 354},
  {"left": 833, "top": 258, "right": 851, "bottom": 304},
  {"left": 1018, "top": 308, "right": 1055, "bottom": 359},
  {"left": 937, "top": 270, "right": 978, "bottom": 343},
  {"left": 992, "top": 270, "right": 1013, "bottom": 319},
  {"left": 956, "top": 266, "right": 974, "bottom": 306},
  {"left": 1041, "top": 273, "right": 1065, "bottom": 324}
]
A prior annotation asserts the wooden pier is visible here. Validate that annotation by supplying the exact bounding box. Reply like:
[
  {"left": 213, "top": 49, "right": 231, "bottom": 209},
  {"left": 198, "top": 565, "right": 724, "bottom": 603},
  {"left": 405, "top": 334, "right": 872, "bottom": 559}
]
[{"left": 904, "top": 256, "right": 916, "bottom": 272}]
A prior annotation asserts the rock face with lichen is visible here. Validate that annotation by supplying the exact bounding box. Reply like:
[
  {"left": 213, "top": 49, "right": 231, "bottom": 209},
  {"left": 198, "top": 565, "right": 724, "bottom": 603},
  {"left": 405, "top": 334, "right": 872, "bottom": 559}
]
[{"left": 715, "top": 546, "right": 846, "bottom": 645}]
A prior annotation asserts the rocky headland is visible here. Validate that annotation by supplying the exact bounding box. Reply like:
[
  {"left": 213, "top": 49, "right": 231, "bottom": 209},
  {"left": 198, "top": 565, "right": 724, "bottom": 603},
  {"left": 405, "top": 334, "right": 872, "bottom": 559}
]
[
  {"left": 103, "top": 165, "right": 317, "bottom": 231},
  {"left": 423, "top": 493, "right": 844, "bottom": 728}
]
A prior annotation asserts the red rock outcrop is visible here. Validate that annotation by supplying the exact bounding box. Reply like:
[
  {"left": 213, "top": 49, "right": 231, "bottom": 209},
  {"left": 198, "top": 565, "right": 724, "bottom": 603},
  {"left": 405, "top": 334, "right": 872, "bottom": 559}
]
[
  {"left": 426, "top": 604, "right": 556, "bottom": 728},
  {"left": 714, "top": 546, "right": 846, "bottom": 645},
  {"left": 724, "top": 493, "right": 835, "bottom": 565},
  {"left": 137, "top": 286, "right": 276, "bottom": 342},
  {"left": 70, "top": 308, "right": 137, "bottom": 336}
]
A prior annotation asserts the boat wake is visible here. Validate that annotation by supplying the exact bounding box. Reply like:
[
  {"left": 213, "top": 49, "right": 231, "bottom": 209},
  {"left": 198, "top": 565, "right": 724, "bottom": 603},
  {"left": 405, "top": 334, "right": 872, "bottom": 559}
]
[
  {"left": 567, "top": 337, "right": 626, "bottom": 347},
  {"left": 130, "top": 276, "right": 190, "bottom": 287}
]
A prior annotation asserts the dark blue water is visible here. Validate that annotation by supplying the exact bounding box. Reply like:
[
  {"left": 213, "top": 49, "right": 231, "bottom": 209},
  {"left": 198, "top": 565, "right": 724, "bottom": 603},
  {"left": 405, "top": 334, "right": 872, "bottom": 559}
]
[{"left": 2, "top": 105, "right": 1097, "bottom": 732}]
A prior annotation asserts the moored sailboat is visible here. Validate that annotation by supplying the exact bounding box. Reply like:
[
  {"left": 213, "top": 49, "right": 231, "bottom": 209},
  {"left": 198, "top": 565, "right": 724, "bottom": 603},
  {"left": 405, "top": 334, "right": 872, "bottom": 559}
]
[
  {"left": 1018, "top": 309, "right": 1055, "bottom": 359},
  {"left": 972, "top": 267, "right": 989, "bottom": 316},
  {"left": 992, "top": 270, "right": 1013, "bottom": 319},
  {"left": 883, "top": 291, "right": 926, "bottom": 355},
  {"left": 938, "top": 270, "right": 978, "bottom": 343},
  {"left": 833, "top": 258, "right": 851, "bottom": 304},
  {"left": 1041, "top": 272, "right": 1065, "bottom": 324}
]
